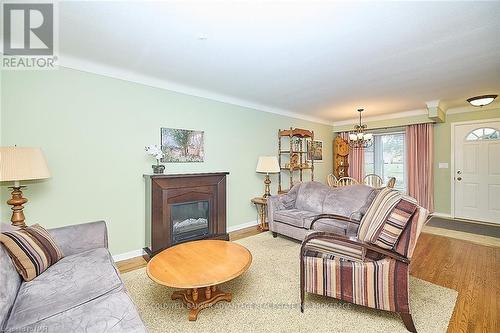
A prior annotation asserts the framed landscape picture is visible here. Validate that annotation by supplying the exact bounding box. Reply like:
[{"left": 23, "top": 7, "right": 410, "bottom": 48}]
[
  {"left": 307, "top": 140, "right": 323, "bottom": 162},
  {"left": 160, "top": 128, "right": 204, "bottom": 162}
]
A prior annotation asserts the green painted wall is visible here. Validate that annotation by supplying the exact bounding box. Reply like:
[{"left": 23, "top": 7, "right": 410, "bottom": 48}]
[
  {"left": 0, "top": 68, "right": 333, "bottom": 255},
  {"left": 333, "top": 106, "right": 500, "bottom": 214},
  {"left": 0, "top": 69, "right": 3, "bottom": 219}
]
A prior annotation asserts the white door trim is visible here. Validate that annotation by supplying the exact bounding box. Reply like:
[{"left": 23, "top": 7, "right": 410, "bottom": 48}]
[{"left": 450, "top": 117, "right": 500, "bottom": 220}]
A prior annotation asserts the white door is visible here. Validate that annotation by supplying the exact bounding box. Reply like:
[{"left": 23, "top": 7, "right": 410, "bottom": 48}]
[{"left": 454, "top": 121, "right": 500, "bottom": 224}]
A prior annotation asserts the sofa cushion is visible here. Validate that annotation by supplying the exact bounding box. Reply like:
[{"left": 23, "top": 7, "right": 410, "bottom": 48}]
[
  {"left": 304, "top": 237, "right": 365, "bottom": 262},
  {"left": 6, "top": 247, "right": 122, "bottom": 330},
  {"left": 0, "top": 244, "right": 22, "bottom": 330},
  {"left": 304, "top": 218, "right": 348, "bottom": 235},
  {"left": 0, "top": 224, "right": 22, "bottom": 330},
  {"left": 0, "top": 224, "right": 64, "bottom": 281},
  {"left": 274, "top": 209, "right": 318, "bottom": 228},
  {"left": 17, "top": 289, "right": 147, "bottom": 333},
  {"left": 322, "top": 185, "right": 378, "bottom": 218},
  {"left": 295, "top": 182, "right": 330, "bottom": 213}
]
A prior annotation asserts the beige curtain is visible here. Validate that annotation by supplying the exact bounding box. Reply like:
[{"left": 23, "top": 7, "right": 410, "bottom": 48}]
[
  {"left": 340, "top": 132, "right": 364, "bottom": 182},
  {"left": 406, "top": 123, "right": 434, "bottom": 211}
]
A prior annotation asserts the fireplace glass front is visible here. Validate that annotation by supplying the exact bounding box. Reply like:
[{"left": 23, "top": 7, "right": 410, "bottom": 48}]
[{"left": 171, "top": 200, "right": 209, "bottom": 245}]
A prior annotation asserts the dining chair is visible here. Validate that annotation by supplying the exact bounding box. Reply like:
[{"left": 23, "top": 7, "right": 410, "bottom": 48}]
[
  {"left": 363, "top": 174, "right": 383, "bottom": 188},
  {"left": 326, "top": 174, "right": 338, "bottom": 187},
  {"left": 336, "top": 177, "right": 358, "bottom": 187}
]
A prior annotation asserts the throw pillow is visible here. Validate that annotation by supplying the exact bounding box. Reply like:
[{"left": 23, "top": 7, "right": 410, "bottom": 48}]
[
  {"left": 371, "top": 196, "right": 418, "bottom": 249},
  {"left": 357, "top": 187, "right": 401, "bottom": 241},
  {"left": 0, "top": 224, "right": 64, "bottom": 281}
]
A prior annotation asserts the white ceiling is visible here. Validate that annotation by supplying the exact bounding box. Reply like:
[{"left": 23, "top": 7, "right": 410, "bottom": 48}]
[{"left": 57, "top": 1, "right": 500, "bottom": 123}]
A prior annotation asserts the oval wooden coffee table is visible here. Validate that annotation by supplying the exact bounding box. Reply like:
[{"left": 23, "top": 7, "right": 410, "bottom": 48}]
[{"left": 146, "top": 240, "right": 252, "bottom": 321}]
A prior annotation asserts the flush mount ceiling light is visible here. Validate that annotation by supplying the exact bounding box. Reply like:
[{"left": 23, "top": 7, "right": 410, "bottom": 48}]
[{"left": 466, "top": 94, "right": 497, "bottom": 107}]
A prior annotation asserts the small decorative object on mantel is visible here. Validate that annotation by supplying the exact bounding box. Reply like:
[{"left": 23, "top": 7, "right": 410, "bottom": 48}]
[{"left": 145, "top": 145, "right": 165, "bottom": 174}]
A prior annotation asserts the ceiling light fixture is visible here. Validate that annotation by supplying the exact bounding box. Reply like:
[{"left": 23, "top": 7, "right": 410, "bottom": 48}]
[
  {"left": 466, "top": 94, "right": 497, "bottom": 107},
  {"left": 348, "top": 108, "right": 373, "bottom": 149}
]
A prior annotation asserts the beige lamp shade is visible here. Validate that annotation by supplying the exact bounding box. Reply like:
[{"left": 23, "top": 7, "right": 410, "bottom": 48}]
[
  {"left": 256, "top": 156, "right": 280, "bottom": 174},
  {"left": 0, "top": 147, "right": 51, "bottom": 182}
]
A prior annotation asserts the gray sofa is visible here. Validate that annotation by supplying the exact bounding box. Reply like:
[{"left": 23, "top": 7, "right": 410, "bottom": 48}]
[
  {"left": 267, "top": 181, "right": 378, "bottom": 240},
  {"left": 0, "top": 221, "right": 147, "bottom": 333}
]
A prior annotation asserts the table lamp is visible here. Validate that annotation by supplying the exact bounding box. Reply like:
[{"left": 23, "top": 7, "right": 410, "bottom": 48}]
[
  {"left": 256, "top": 156, "right": 280, "bottom": 198},
  {"left": 0, "top": 147, "right": 51, "bottom": 228}
]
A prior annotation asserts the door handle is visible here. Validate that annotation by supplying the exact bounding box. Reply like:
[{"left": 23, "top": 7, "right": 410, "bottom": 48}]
[{"left": 457, "top": 177, "right": 462, "bottom": 181}]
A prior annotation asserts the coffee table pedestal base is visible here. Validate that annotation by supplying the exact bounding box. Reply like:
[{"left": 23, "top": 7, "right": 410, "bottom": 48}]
[{"left": 171, "top": 285, "right": 232, "bottom": 321}]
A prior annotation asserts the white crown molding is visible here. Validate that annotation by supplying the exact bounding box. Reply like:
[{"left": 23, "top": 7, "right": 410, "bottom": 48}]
[
  {"left": 58, "top": 55, "right": 333, "bottom": 126},
  {"left": 332, "top": 101, "right": 500, "bottom": 128},
  {"left": 332, "top": 109, "right": 428, "bottom": 127}
]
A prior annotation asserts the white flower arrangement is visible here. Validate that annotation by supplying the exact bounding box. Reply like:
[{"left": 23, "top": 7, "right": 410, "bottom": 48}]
[{"left": 145, "top": 145, "right": 164, "bottom": 163}]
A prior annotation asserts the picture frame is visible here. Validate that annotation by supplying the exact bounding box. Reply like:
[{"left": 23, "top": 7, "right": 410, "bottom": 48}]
[
  {"left": 307, "top": 140, "right": 323, "bottom": 162},
  {"left": 160, "top": 128, "right": 205, "bottom": 163}
]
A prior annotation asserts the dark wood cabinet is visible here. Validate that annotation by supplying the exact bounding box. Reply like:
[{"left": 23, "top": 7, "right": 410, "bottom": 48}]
[{"left": 144, "top": 172, "right": 229, "bottom": 256}]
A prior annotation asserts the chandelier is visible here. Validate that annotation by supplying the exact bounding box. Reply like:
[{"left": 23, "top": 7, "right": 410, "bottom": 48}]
[{"left": 348, "top": 109, "right": 373, "bottom": 149}]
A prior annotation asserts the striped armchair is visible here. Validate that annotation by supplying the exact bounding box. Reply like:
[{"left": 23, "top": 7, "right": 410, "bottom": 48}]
[{"left": 300, "top": 188, "right": 431, "bottom": 332}]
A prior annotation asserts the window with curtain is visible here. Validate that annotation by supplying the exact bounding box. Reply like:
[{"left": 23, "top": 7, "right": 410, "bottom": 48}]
[{"left": 364, "top": 132, "right": 406, "bottom": 192}]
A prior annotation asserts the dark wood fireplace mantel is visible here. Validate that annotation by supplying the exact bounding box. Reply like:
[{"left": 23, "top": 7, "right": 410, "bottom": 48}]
[{"left": 144, "top": 172, "right": 229, "bottom": 256}]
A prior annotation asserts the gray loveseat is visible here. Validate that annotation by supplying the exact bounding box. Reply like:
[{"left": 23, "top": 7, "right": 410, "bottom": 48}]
[
  {"left": 267, "top": 181, "right": 377, "bottom": 240},
  {"left": 0, "top": 221, "right": 147, "bottom": 333}
]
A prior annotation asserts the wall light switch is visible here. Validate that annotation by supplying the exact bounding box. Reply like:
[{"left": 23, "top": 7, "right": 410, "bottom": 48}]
[{"left": 438, "top": 163, "right": 449, "bottom": 169}]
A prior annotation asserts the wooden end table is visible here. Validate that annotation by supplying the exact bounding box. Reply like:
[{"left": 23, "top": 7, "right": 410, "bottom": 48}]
[
  {"left": 146, "top": 240, "right": 252, "bottom": 321},
  {"left": 251, "top": 196, "right": 268, "bottom": 231}
]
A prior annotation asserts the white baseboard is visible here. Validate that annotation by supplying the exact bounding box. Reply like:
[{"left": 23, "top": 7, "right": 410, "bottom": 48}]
[
  {"left": 113, "top": 220, "right": 258, "bottom": 263},
  {"left": 227, "top": 220, "right": 258, "bottom": 232},
  {"left": 432, "top": 212, "right": 453, "bottom": 219},
  {"left": 113, "top": 249, "right": 146, "bottom": 262}
]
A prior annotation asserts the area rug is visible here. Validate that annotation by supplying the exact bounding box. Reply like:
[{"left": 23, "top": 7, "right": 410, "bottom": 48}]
[{"left": 122, "top": 232, "right": 457, "bottom": 333}]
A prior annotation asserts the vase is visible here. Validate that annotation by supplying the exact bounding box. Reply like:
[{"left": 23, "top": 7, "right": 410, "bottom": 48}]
[{"left": 152, "top": 164, "right": 165, "bottom": 174}]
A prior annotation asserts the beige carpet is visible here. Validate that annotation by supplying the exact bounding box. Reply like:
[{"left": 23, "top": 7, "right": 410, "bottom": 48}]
[{"left": 122, "top": 232, "right": 457, "bottom": 333}]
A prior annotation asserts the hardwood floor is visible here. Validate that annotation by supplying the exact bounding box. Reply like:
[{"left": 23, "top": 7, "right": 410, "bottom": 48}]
[
  {"left": 410, "top": 232, "right": 499, "bottom": 333},
  {"left": 116, "top": 227, "right": 499, "bottom": 333}
]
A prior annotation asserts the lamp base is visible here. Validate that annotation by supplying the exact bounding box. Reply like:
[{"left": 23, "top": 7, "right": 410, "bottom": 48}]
[
  {"left": 7, "top": 186, "right": 28, "bottom": 228},
  {"left": 263, "top": 174, "right": 272, "bottom": 198}
]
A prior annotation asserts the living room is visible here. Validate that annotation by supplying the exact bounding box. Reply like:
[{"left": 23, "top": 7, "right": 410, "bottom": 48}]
[{"left": 0, "top": 1, "right": 499, "bottom": 333}]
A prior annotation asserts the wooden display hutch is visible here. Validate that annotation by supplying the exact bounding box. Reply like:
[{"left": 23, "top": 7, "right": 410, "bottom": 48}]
[{"left": 278, "top": 128, "right": 314, "bottom": 193}]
